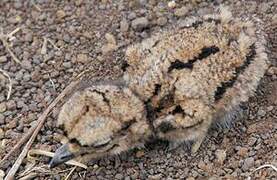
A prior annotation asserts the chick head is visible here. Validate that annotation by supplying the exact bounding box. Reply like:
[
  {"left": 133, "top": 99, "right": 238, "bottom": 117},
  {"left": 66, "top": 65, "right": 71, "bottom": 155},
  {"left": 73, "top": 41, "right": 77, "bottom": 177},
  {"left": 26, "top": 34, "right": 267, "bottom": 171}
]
[{"left": 50, "top": 84, "right": 151, "bottom": 167}]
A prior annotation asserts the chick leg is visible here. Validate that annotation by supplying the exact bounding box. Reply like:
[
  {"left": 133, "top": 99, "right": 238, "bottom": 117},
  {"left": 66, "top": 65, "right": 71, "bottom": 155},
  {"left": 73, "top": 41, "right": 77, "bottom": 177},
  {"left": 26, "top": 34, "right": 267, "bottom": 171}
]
[
  {"left": 191, "top": 134, "right": 206, "bottom": 153},
  {"left": 191, "top": 118, "right": 212, "bottom": 153},
  {"left": 167, "top": 141, "right": 182, "bottom": 152}
]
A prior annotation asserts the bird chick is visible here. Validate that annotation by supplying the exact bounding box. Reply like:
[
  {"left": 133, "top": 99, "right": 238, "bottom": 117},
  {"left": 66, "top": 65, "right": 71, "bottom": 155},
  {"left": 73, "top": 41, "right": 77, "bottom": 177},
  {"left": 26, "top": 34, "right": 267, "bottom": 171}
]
[
  {"left": 50, "top": 7, "right": 268, "bottom": 167},
  {"left": 50, "top": 83, "right": 151, "bottom": 167}
]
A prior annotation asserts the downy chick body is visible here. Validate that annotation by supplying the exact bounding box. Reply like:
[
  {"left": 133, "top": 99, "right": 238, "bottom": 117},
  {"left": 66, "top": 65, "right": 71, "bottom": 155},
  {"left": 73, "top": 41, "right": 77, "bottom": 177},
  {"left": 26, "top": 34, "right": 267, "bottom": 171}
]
[{"left": 50, "top": 7, "right": 268, "bottom": 167}]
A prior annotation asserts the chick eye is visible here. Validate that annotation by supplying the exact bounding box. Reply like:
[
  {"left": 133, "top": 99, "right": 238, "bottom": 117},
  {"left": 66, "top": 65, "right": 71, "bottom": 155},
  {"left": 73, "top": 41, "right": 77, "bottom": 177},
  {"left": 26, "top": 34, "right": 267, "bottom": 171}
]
[
  {"left": 158, "top": 121, "right": 176, "bottom": 133},
  {"left": 69, "top": 138, "right": 80, "bottom": 145}
]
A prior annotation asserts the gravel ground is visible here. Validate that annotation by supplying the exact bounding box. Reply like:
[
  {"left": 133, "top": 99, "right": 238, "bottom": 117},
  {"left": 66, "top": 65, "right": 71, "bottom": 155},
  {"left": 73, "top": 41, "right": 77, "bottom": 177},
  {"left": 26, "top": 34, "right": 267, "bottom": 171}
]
[{"left": 0, "top": 0, "right": 276, "bottom": 179}]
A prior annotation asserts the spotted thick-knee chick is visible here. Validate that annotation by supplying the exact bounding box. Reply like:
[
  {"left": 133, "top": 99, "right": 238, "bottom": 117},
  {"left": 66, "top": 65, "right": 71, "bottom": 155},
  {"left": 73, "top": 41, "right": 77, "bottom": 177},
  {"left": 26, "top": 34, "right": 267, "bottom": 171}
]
[{"left": 50, "top": 7, "right": 268, "bottom": 167}]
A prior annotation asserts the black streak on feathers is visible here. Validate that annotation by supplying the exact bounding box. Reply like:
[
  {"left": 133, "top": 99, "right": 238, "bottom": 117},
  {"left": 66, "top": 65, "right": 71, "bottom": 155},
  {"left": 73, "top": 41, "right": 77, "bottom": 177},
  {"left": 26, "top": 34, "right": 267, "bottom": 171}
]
[
  {"left": 168, "top": 46, "right": 220, "bottom": 72},
  {"left": 214, "top": 44, "right": 256, "bottom": 101}
]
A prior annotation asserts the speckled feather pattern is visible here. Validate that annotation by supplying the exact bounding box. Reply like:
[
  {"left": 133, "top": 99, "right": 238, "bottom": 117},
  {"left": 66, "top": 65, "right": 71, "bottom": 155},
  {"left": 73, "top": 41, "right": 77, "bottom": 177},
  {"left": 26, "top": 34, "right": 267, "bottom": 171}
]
[{"left": 56, "top": 7, "right": 268, "bottom": 162}]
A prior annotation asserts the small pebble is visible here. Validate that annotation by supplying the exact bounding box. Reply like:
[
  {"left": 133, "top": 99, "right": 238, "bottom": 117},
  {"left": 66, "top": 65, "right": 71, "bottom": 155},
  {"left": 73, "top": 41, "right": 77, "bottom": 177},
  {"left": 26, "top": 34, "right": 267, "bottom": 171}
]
[
  {"left": 136, "top": 150, "right": 145, "bottom": 158},
  {"left": 21, "top": 60, "right": 32, "bottom": 70},
  {"left": 248, "top": 137, "right": 257, "bottom": 146},
  {"left": 257, "top": 108, "right": 266, "bottom": 117},
  {"left": 237, "top": 147, "right": 248, "bottom": 157},
  {"left": 56, "top": 10, "right": 66, "bottom": 19},
  {"left": 101, "top": 43, "right": 117, "bottom": 54},
  {"left": 0, "top": 103, "right": 7, "bottom": 113},
  {"left": 168, "top": 1, "right": 176, "bottom": 9},
  {"left": 0, "top": 128, "right": 4, "bottom": 139},
  {"left": 25, "top": 32, "right": 33, "bottom": 42},
  {"left": 215, "top": 149, "right": 226, "bottom": 165},
  {"left": 149, "top": 174, "right": 162, "bottom": 180},
  {"left": 76, "top": 53, "right": 89, "bottom": 63},
  {"left": 0, "top": 114, "right": 5, "bottom": 124},
  {"left": 120, "top": 19, "right": 129, "bottom": 32},
  {"left": 63, "top": 62, "right": 72, "bottom": 68},
  {"left": 266, "top": 106, "right": 273, "bottom": 111},
  {"left": 131, "top": 17, "right": 149, "bottom": 31},
  {"left": 242, "top": 157, "right": 255, "bottom": 171},
  {"left": 128, "top": 12, "right": 137, "bottom": 20},
  {"left": 6, "top": 100, "right": 16, "bottom": 110},
  {"left": 105, "top": 33, "right": 116, "bottom": 45},
  {"left": 115, "top": 173, "right": 124, "bottom": 179},
  {"left": 0, "top": 169, "right": 5, "bottom": 179},
  {"left": 186, "top": 177, "right": 195, "bottom": 180},
  {"left": 0, "top": 56, "right": 7, "bottom": 63},
  {"left": 174, "top": 7, "right": 190, "bottom": 17},
  {"left": 156, "top": 17, "right": 167, "bottom": 26},
  {"left": 75, "top": 0, "right": 83, "bottom": 6},
  {"left": 7, "top": 120, "right": 17, "bottom": 129},
  {"left": 63, "top": 34, "right": 71, "bottom": 43}
]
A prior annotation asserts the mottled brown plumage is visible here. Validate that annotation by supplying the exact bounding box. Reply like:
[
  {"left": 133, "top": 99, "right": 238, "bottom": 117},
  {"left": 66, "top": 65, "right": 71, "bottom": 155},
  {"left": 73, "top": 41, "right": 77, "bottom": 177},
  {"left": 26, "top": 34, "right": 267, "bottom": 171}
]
[{"left": 50, "top": 7, "right": 268, "bottom": 167}]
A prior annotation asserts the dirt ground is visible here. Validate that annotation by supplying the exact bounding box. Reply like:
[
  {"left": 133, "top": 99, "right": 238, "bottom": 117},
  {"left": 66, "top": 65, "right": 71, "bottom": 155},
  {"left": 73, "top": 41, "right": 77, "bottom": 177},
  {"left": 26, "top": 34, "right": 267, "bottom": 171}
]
[{"left": 0, "top": 0, "right": 276, "bottom": 179}]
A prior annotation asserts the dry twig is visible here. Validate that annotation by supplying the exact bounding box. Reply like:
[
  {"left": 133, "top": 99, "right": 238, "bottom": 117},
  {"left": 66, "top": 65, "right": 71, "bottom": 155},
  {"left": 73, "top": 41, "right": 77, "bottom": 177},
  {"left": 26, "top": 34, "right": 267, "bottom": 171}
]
[
  {"left": 0, "top": 68, "right": 12, "bottom": 100},
  {"left": 65, "top": 167, "right": 77, "bottom": 180},
  {"left": 41, "top": 37, "right": 61, "bottom": 55},
  {"left": 47, "top": 38, "right": 60, "bottom": 51},
  {"left": 6, "top": 27, "right": 21, "bottom": 40},
  {"left": 27, "top": 149, "right": 87, "bottom": 169},
  {"left": 17, "top": 163, "right": 72, "bottom": 179},
  {"left": 49, "top": 76, "right": 56, "bottom": 92},
  {"left": 18, "top": 172, "right": 37, "bottom": 180},
  {"left": 0, "top": 27, "right": 21, "bottom": 64},
  {"left": 31, "top": 0, "right": 42, "bottom": 12},
  {"left": 41, "top": 37, "right": 48, "bottom": 55},
  {"left": 247, "top": 164, "right": 277, "bottom": 180}
]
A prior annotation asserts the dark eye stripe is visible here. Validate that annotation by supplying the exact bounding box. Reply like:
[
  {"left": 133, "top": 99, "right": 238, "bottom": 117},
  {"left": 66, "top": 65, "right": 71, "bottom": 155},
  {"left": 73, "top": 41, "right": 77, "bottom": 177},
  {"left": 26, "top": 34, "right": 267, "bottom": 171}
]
[
  {"left": 214, "top": 44, "right": 256, "bottom": 101},
  {"left": 168, "top": 46, "right": 220, "bottom": 72},
  {"left": 69, "top": 138, "right": 89, "bottom": 147}
]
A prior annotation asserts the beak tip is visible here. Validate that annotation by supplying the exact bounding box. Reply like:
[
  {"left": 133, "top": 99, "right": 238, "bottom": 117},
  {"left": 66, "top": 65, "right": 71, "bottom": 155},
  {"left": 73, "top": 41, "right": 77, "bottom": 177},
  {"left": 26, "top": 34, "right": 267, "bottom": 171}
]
[
  {"left": 48, "top": 158, "right": 57, "bottom": 168},
  {"left": 49, "top": 144, "right": 74, "bottom": 168}
]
